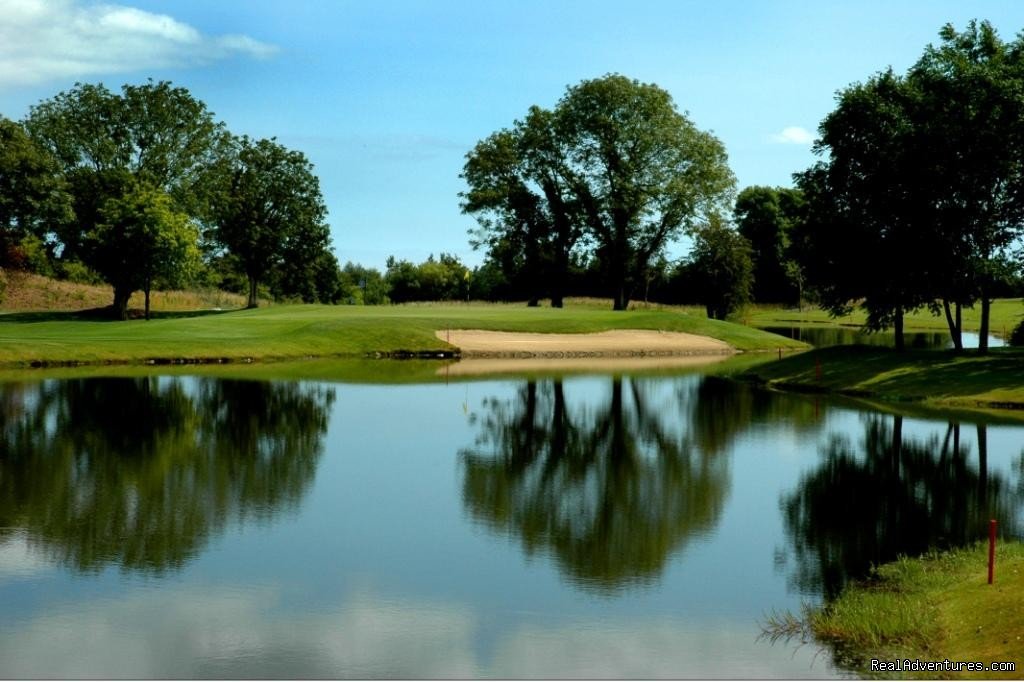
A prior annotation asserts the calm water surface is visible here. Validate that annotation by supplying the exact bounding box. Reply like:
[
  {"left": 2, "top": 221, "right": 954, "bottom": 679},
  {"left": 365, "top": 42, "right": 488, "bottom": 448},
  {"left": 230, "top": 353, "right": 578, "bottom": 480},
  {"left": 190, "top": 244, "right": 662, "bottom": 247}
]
[{"left": 0, "top": 372, "right": 1021, "bottom": 678}]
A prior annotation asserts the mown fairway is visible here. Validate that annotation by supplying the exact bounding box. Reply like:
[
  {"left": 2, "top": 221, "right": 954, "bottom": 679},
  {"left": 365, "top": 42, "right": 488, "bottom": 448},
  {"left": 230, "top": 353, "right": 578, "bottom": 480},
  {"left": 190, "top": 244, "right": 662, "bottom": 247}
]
[
  {"left": 741, "top": 299, "right": 1024, "bottom": 337},
  {"left": 0, "top": 302, "right": 805, "bottom": 367}
]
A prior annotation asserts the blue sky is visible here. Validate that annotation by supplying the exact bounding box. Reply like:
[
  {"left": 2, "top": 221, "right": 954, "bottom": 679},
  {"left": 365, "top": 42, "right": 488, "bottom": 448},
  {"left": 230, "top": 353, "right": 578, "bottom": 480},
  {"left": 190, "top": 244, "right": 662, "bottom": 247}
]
[{"left": 3, "top": 1, "right": 1024, "bottom": 270}]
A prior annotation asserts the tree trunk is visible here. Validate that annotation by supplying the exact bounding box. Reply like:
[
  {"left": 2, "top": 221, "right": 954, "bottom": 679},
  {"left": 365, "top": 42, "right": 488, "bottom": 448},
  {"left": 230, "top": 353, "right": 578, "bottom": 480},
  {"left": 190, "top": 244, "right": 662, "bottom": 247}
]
[
  {"left": 144, "top": 285, "right": 151, "bottom": 321},
  {"left": 956, "top": 303, "right": 962, "bottom": 347},
  {"left": 979, "top": 293, "right": 991, "bottom": 354},
  {"left": 550, "top": 248, "right": 567, "bottom": 308},
  {"left": 247, "top": 276, "right": 259, "bottom": 309},
  {"left": 112, "top": 285, "right": 131, "bottom": 321},
  {"left": 893, "top": 306, "right": 905, "bottom": 352},
  {"left": 612, "top": 278, "right": 629, "bottom": 310},
  {"left": 943, "top": 298, "right": 963, "bottom": 351}
]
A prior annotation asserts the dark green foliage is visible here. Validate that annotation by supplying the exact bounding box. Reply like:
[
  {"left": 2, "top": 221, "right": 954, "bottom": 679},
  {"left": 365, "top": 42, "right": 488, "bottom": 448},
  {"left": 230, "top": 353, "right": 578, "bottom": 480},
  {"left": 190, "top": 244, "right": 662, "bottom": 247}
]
[
  {"left": 462, "top": 74, "right": 735, "bottom": 310},
  {"left": 461, "top": 107, "right": 581, "bottom": 307},
  {"left": 795, "top": 69, "right": 929, "bottom": 351},
  {"left": 91, "top": 181, "right": 200, "bottom": 319},
  {"left": 273, "top": 248, "right": 343, "bottom": 304},
  {"left": 0, "top": 117, "right": 73, "bottom": 268},
  {"left": 384, "top": 253, "right": 470, "bottom": 303},
  {"left": 734, "top": 186, "right": 803, "bottom": 304},
  {"left": 22, "top": 81, "right": 224, "bottom": 312},
  {"left": 339, "top": 262, "right": 388, "bottom": 305},
  {"left": 25, "top": 81, "right": 226, "bottom": 208},
  {"left": 466, "top": 259, "right": 511, "bottom": 301},
  {"left": 1009, "top": 320, "right": 1024, "bottom": 347},
  {"left": 204, "top": 135, "right": 333, "bottom": 308},
  {"left": 794, "top": 21, "right": 1024, "bottom": 352},
  {"left": 17, "top": 80, "right": 339, "bottom": 312},
  {"left": 687, "top": 216, "right": 754, "bottom": 320},
  {"left": 556, "top": 75, "right": 736, "bottom": 310}
]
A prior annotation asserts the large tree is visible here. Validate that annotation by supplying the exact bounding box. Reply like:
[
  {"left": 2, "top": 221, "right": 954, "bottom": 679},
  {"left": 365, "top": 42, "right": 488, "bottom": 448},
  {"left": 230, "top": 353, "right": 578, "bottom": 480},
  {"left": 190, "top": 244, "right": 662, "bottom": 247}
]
[
  {"left": 92, "top": 182, "right": 200, "bottom": 319},
  {"left": 733, "top": 185, "right": 803, "bottom": 304},
  {"left": 687, "top": 215, "right": 754, "bottom": 320},
  {"left": 23, "top": 81, "right": 224, "bottom": 313},
  {"left": 793, "top": 70, "right": 930, "bottom": 351},
  {"left": 205, "top": 136, "right": 332, "bottom": 308},
  {"left": 25, "top": 81, "right": 225, "bottom": 204},
  {"left": 908, "top": 21, "right": 1024, "bottom": 352},
  {"left": 461, "top": 107, "right": 582, "bottom": 307},
  {"left": 462, "top": 75, "right": 735, "bottom": 311},
  {"left": 794, "top": 22, "right": 1024, "bottom": 352},
  {"left": 0, "top": 117, "right": 72, "bottom": 267},
  {"left": 556, "top": 75, "right": 735, "bottom": 310}
]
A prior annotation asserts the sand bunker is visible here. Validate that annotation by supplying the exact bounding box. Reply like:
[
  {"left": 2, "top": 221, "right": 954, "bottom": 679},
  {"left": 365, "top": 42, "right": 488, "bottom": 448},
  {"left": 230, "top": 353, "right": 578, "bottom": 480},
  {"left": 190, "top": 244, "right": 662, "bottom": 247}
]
[{"left": 435, "top": 329, "right": 734, "bottom": 357}]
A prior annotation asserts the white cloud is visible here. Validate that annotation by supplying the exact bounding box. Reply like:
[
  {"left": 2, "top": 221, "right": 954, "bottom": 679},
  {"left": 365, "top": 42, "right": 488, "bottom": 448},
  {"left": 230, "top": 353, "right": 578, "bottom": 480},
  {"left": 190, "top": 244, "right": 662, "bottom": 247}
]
[
  {"left": 0, "top": 0, "right": 277, "bottom": 88},
  {"left": 770, "top": 126, "right": 815, "bottom": 145}
]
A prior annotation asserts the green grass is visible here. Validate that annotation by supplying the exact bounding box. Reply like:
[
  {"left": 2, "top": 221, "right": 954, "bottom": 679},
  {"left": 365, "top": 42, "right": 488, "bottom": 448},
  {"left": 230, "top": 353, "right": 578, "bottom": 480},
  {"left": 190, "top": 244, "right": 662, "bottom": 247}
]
[
  {"left": 744, "top": 345, "right": 1024, "bottom": 411},
  {"left": 802, "top": 541, "right": 1024, "bottom": 679},
  {"left": 739, "top": 299, "right": 1024, "bottom": 337},
  {"left": 0, "top": 302, "right": 805, "bottom": 368}
]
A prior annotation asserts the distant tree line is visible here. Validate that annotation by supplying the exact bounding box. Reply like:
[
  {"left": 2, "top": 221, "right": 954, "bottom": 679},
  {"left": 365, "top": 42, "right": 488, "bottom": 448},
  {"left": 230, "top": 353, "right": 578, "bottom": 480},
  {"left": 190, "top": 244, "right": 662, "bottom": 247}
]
[
  {"left": 8, "top": 22, "right": 1023, "bottom": 336},
  {"left": 0, "top": 80, "right": 341, "bottom": 318}
]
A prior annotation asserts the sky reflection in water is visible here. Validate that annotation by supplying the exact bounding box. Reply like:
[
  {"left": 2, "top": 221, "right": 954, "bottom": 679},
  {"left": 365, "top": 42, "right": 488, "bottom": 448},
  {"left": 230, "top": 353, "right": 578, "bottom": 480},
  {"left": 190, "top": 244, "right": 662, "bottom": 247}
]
[{"left": 0, "top": 372, "right": 1021, "bottom": 678}]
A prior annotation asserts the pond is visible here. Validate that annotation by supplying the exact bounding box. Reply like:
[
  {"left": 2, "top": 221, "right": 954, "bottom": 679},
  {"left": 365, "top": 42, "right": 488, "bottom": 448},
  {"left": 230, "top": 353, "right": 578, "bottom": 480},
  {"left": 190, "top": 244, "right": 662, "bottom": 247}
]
[
  {"left": 759, "top": 326, "right": 1005, "bottom": 349},
  {"left": 0, "top": 369, "right": 1021, "bottom": 678}
]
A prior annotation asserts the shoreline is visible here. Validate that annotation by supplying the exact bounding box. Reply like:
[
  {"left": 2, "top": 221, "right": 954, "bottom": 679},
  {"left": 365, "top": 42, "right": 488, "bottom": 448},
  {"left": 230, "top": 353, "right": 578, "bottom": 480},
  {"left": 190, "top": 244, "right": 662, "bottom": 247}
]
[{"left": 741, "top": 345, "right": 1024, "bottom": 412}]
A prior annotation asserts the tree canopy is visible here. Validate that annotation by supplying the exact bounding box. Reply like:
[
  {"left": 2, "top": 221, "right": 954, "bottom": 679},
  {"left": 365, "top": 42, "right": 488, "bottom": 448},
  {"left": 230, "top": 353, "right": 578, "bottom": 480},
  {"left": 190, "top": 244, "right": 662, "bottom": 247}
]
[
  {"left": 22, "top": 81, "right": 226, "bottom": 316},
  {"left": 0, "top": 117, "right": 73, "bottom": 267},
  {"left": 92, "top": 182, "right": 200, "bottom": 319},
  {"left": 463, "top": 74, "right": 735, "bottom": 310},
  {"left": 204, "top": 135, "right": 332, "bottom": 308},
  {"left": 687, "top": 215, "right": 754, "bottom": 320},
  {"left": 793, "top": 21, "right": 1024, "bottom": 351},
  {"left": 733, "top": 185, "right": 803, "bottom": 304}
]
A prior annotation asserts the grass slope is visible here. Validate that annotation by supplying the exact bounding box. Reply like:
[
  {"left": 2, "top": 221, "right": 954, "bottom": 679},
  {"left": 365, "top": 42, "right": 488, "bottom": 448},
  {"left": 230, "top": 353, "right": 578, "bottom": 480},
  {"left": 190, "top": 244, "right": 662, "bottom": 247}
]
[
  {"left": 1, "top": 271, "right": 245, "bottom": 311},
  {"left": 0, "top": 302, "right": 805, "bottom": 367},
  {"left": 808, "top": 541, "right": 1023, "bottom": 679},
  {"left": 744, "top": 345, "right": 1024, "bottom": 409}
]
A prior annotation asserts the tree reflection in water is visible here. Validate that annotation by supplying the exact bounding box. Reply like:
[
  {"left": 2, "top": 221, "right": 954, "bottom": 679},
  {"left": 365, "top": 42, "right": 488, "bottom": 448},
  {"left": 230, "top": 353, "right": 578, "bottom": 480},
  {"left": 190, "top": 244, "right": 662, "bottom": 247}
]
[
  {"left": 0, "top": 377, "right": 334, "bottom": 574},
  {"left": 780, "top": 415, "right": 1023, "bottom": 599},
  {"left": 460, "top": 377, "right": 733, "bottom": 592}
]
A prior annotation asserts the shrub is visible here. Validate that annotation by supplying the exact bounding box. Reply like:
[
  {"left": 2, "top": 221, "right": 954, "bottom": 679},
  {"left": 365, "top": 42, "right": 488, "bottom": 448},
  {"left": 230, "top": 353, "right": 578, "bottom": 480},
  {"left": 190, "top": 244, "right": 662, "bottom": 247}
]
[{"left": 1009, "top": 320, "right": 1024, "bottom": 347}]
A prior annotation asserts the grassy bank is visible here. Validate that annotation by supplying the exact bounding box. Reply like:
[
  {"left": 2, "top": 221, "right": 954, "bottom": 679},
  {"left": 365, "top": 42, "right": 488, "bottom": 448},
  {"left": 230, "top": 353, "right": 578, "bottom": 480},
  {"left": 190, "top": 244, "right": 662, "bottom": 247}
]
[
  {"left": 740, "top": 299, "right": 1024, "bottom": 337},
  {"left": 1, "top": 271, "right": 246, "bottom": 311},
  {"left": 743, "top": 345, "right": 1024, "bottom": 410},
  {"left": 785, "top": 541, "right": 1023, "bottom": 679},
  {"left": 0, "top": 302, "right": 805, "bottom": 368}
]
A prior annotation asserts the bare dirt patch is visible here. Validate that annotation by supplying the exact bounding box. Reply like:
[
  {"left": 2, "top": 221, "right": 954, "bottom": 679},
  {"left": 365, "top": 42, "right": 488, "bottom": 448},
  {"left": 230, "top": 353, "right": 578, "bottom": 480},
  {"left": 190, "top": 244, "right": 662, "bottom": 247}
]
[{"left": 436, "top": 329, "right": 734, "bottom": 357}]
